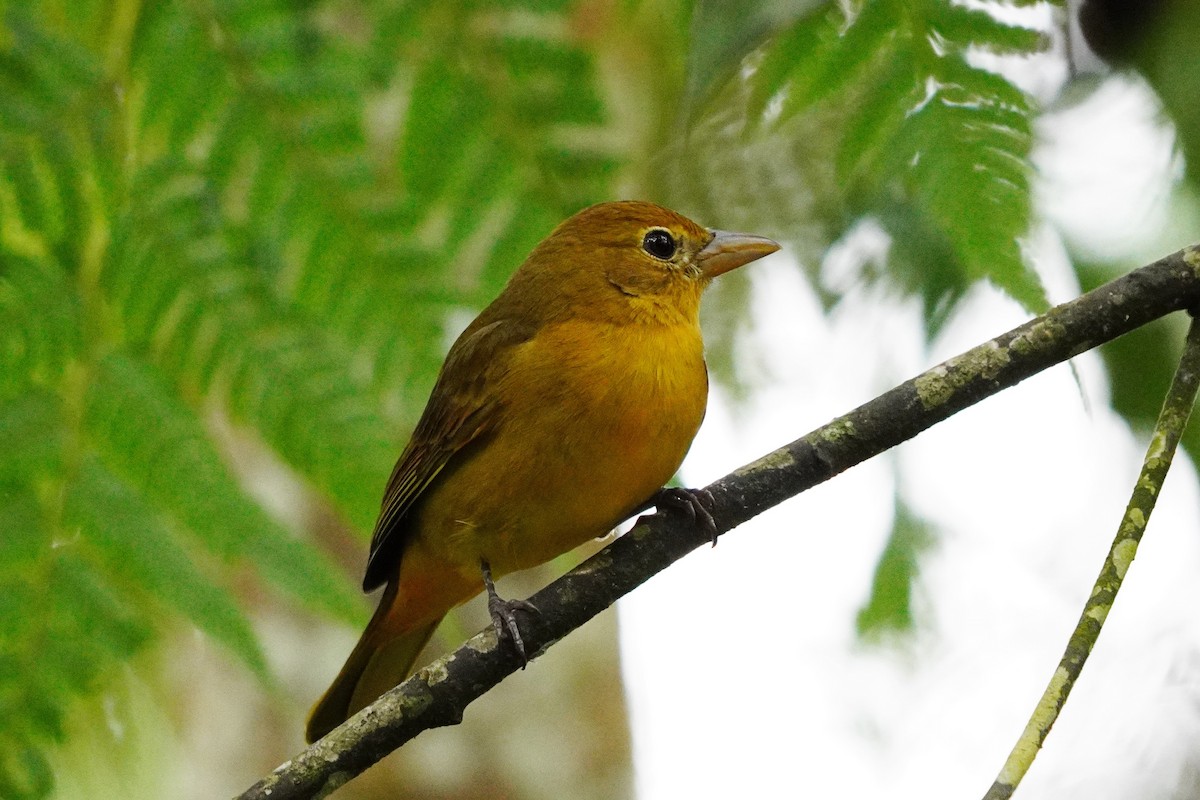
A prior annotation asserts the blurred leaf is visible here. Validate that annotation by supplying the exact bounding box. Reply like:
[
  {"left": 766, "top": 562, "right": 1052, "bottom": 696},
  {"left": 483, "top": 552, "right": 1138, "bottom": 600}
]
[
  {"left": 0, "top": 391, "right": 65, "bottom": 482},
  {"left": 751, "top": 0, "right": 899, "bottom": 128},
  {"left": 856, "top": 497, "right": 935, "bottom": 639},
  {"left": 63, "top": 458, "right": 269, "bottom": 677},
  {"left": 0, "top": 256, "right": 82, "bottom": 400},
  {"left": 0, "top": 747, "right": 54, "bottom": 800},
  {"left": 929, "top": 2, "right": 1049, "bottom": 55},
  {"left": 86, "top": 355, "right": 363, "bottom": 623},
  {"left": 739, "top": 0, "right": 1050, "bottom": 326},
  {"left": 685, "top": 0, "right": 825, "bottom": 116}
]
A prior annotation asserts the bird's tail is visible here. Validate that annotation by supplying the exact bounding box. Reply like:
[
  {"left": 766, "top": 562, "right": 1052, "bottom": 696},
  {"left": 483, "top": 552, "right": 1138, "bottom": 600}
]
[{"left": 306, "top": 580, "right": 441, "bottom": 743}]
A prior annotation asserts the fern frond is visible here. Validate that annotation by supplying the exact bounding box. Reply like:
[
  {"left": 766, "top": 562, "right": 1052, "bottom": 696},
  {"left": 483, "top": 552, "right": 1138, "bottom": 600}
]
[
  {"left": 86, "top": 355, "right": 363, "bottom": 621},
  {"left": 0, "top": 256, "right": 82, "bottom": 398},
  {"left": 123, "top": 1, "right": 614, "bottom": 413},
  {"left": 751, "top": 0, "right": 1051, "bottom": 320},
  {"left": 929, "top": 3, "right": 1049, "bottom": 55},
  {"left": 1, "top": 2, "right": 623, "bottom": 795},
  {"left": 64, "top": 457, "right": 268, "bottom": 675},
  {"left": 103, "top": 155, "right": 399, "bottom": 530}
]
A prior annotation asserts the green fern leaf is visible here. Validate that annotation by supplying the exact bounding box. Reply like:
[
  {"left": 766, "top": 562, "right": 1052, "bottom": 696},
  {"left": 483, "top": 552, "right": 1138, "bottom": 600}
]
[
  {"left": 835, "top": 48, "right": 921, "bottom": 189},
  {"left": 856, "top": 497, "right": 935, "bottom": 639},
  {"left": 929, "top": 2, "right": 1050, "bottom": 55},
  {"left": 63, "top": 458, "right": 269, "bottom": 677},
  {"left": 86, "top": 354, "right": 364, "bottom": 622},
  {"left": 1, "top": 3, "right": 624, "bottom": 794},
  {"left": 0, "top": 391, "right": 65, "bottom": 482},
  {"left": 1, "top": 530, "right": 155, "bottom": 800},
  {"left": 0, "top": 745, "right": 53, "bottom": 800},
  {"left": 752, "top": 0, "right": 1048, "bottom": 319},
  {"left": 0, "top": 256, "right": 82, "bottom": 398}
]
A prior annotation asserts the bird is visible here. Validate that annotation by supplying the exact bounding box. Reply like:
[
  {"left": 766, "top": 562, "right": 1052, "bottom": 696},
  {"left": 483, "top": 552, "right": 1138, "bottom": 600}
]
[{"left": 306, "top": 200, "right": 779, "bottom": 742}]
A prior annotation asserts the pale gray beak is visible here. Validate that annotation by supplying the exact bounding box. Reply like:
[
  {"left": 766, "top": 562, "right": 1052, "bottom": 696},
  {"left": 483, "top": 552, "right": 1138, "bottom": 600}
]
[{"left": 696, "top": 229, "right": 780, "bottom": 278}]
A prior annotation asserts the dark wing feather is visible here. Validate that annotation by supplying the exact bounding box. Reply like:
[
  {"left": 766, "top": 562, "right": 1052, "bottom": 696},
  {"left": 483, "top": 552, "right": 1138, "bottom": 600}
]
[{"left": 362, "top": 318, "right": 531, "bottom": 591}]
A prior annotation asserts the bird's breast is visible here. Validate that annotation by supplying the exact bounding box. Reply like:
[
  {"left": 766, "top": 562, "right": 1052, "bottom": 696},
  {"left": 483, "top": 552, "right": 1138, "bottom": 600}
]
[
  {"left": 507, "top": 317, "right": 709, "bottom": 454},
  {"left": 418, "top": 316, "right": 709, "bottom": 576}
]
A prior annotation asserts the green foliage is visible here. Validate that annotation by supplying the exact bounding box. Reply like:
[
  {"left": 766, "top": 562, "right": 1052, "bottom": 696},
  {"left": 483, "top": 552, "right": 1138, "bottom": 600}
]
[
  {"left": 856, "top": 496, "right": 935, "bottom": 639},
  {"left": 0, "top": 1, "right": 614, "bottom": 795},
  {"left": 747, "top": 0, "right": 1051, "bottom": 329}
]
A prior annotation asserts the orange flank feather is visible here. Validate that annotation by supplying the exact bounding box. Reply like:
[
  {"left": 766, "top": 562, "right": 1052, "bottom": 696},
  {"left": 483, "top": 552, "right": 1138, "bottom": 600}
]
[{"left": 306, "top": 201, "right": 778, "bottom": 743}]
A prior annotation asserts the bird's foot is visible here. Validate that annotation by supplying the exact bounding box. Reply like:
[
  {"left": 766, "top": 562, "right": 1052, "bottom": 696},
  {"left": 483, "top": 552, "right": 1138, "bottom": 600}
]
[
  {"left": 481, "top": 559, "right": 540, "bottom": 667},
  {"left": 654, "top": 487, "right": 719, "bottom": 546}
]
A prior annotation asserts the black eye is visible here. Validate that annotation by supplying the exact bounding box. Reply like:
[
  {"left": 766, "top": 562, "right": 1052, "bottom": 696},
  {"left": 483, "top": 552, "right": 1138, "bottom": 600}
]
[{"left": 641, "top": 229, "right": 677, "bottom": 260}]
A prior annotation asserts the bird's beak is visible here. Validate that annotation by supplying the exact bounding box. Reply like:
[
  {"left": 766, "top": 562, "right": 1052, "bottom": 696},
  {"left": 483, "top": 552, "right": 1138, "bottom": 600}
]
[{"left": 696, "top": 229, "right": 780, "bottom": 279}]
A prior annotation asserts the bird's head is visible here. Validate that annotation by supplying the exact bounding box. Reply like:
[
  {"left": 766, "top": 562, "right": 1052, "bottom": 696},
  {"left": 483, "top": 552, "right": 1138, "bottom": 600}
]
[{"left": 509, "top": 201, "right": 780, "bottom": 326}]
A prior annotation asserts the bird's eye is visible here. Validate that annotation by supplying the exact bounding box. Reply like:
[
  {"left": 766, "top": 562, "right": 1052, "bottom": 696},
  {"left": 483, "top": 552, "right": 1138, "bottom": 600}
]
[{"left": 641, "top": 229, "right": 677, "bottom": 261}]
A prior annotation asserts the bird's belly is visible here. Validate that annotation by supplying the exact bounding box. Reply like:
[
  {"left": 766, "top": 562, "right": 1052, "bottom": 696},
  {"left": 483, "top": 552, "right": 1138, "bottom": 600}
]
[
  {"left": 413, "top": 321, "right": 708, "bottom": 577},
  {"left": 484, "top": 425, "right": 682, "bottom": 571}
]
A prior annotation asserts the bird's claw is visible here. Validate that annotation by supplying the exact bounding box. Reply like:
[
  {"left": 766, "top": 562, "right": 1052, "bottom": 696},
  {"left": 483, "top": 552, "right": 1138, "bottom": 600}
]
[
  {"left": 488, "top": 596, "right": 540, "bottom": 666},
  {"left": 481, "top": 559, "right": 540, "bottom": 667},
  {"left": 655, "top": 487, "right": 719, "bottom": 546}
]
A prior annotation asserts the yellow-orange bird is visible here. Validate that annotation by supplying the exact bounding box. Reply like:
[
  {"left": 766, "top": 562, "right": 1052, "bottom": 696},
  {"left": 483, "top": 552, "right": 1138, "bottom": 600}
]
[{"left": 307, "top": 201, "right": 778, "bottom": 742}]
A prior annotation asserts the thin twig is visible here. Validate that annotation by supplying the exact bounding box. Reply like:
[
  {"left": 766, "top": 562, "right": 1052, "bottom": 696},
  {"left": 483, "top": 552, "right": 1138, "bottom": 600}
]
[
  {"left": 238, "top": 245, "right": 1200, "bottom": 800},
  {"left": 981, "top": 311, "right": 1200, "bottom": 800}
]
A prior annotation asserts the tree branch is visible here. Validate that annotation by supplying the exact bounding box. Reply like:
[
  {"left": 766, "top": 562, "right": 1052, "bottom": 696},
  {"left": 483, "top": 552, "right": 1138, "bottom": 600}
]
[{"left": 238, "top": 245, "right": 1200, "bottom": 800}]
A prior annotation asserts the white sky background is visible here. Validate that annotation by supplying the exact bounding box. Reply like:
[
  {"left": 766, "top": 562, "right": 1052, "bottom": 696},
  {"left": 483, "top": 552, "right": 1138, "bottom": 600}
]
[{"left": 620, "top": 15, "right": 1200, "bottom": 800}]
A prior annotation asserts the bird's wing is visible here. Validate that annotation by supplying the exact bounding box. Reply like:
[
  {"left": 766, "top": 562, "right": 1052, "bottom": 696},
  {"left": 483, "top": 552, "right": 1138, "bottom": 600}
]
[{"left": 362, "top": 317, "right": 531, "bottom": 591}]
